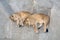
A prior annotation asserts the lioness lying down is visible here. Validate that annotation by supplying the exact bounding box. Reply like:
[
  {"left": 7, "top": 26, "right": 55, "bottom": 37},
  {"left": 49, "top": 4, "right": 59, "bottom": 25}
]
[
  {"left": 23, "top": 13, "right": 50, "bottom": 33},
  {"left": 9, "top": 11, "right": 32, "bottom": 27}
]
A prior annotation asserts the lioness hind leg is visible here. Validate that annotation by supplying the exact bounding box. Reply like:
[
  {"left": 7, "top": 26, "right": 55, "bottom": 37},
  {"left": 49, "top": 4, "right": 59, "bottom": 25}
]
[
  {"left": 43, "top": 23, "right": 47, "bottom": 32},
  {"left": 43, "top": 21, "right": 49, "bottom": 32},
  {"left": 38, "top": 23, "right": 43, "bottom": 29},
  {"left": 43, "top": 17, "right": 49, "bottom": 33},
  {"left": 33, "top": 24, "right": 38, "bottom": 33}
]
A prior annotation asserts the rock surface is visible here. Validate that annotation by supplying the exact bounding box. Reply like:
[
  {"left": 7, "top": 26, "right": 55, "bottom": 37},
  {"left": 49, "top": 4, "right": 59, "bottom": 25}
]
[{"left": 0, "top": 0, "right": 60, "bottom": 40}]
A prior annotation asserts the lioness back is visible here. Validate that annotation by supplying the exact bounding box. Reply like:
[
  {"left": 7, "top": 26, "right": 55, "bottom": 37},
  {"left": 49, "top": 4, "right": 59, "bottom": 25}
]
[
  {"left": 15, "top": 11, "right": 32, "bottom": 18},
  {"left": 32, "top": 13, "right": 50, "bottom": 24}
]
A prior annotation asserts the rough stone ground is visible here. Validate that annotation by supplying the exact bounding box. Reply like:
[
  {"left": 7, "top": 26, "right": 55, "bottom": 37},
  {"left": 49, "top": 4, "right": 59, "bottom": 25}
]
[{"left": 0, "top": 0, "right": 60, "bottom": 40}]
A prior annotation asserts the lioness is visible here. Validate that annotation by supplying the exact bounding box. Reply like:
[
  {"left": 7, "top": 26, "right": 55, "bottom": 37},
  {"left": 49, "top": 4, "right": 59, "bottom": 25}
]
[
  {"left": 9, "top": 11, "right": 32, "bottom": 27},
  {"left": 23, "top": 13, "right": 50, "bottom": 33}
]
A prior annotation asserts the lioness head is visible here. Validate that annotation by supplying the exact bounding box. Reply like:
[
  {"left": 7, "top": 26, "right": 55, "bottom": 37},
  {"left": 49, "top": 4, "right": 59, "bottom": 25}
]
[{"left": 9, "top": 13, "right": 20, "bottom": 22}]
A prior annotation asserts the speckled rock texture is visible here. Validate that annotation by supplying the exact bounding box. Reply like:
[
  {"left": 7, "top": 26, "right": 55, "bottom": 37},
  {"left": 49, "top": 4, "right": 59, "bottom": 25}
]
[{"left": 0, "top": 0, "right": 60, "bottom": 40}]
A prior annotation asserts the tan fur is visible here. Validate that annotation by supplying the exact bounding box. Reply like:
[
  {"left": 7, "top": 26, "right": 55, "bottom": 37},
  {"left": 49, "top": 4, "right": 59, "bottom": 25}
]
[
  {"left": 23, "top": 13, "right": 50, "bottom": 33},
  {"left": 9, "top": 11, "right": 32, "bottom": 26}
]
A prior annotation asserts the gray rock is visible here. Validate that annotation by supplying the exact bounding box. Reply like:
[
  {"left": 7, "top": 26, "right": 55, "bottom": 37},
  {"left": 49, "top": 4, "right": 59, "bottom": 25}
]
[{"left": 0, "top": 0, "right": 60, "bottom": 40}]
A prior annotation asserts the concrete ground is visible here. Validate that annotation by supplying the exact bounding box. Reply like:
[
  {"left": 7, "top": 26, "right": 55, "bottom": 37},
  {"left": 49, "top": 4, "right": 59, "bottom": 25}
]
[{"left": 0, "top": 0, "right": 60, "bottom": 40}]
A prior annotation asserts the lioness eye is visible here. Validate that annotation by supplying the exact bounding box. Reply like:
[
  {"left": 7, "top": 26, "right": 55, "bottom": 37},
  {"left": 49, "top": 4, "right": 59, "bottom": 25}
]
[{"left": 12, "top": 16, "right": 13, "bottom": 17}]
